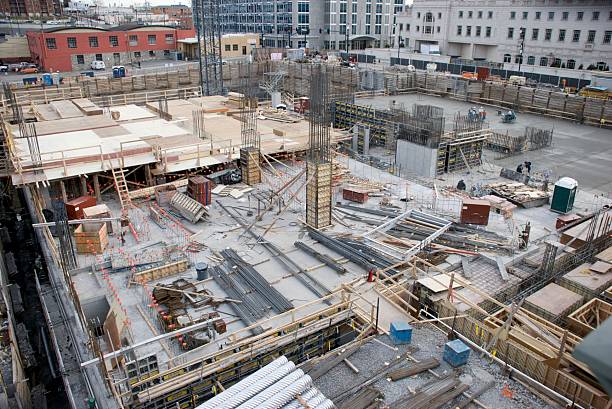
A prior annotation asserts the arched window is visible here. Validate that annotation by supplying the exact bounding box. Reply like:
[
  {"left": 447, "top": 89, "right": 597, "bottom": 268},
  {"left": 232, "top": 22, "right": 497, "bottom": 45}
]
[
  {"left": 503, "top": 53, "right": 511, "bottom": 63},
  {"left": 539, "top": 57, "right": 548, "bottom": 66},
  {"left": 551, "top": 58, "right": 562, "bottom": 67},
  {"left": 566, "top": 59, "right": 576, "bottom": 69},
  {"left": 527, "top": 56, "right": 535, "bottom": 65},
  {"left": 425, "top": 12, "right": 434, "bottom": 23},
  {"left": 514, "top": 54, "right": 523, "bottom": 64}
]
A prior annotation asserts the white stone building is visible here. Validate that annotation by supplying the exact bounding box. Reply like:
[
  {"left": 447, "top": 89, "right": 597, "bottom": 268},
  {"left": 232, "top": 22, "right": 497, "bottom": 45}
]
[
  {"left": 214, "top": 0, "right": 404, "bottom": 51},
  {"left": 394, "top": 0, "right": 612, "bottom": 69}
]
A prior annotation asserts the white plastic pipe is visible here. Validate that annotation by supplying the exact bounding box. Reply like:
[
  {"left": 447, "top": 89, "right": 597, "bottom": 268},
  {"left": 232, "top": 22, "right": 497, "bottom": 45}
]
[
  {"left": 196, "top": 356, "right": 289, "bottom": 409},
  {"left": 313, "top": 399, "right": 335, "bottom": 409},
  {"left": 220, "top": 362, "right": 296, "bottom": 408},
  {"left": 238, "top": 372, "right": 312, "bottom": 409}
]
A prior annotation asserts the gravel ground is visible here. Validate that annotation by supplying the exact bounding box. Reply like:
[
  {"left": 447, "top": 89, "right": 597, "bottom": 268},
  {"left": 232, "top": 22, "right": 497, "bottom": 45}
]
[{"left": 314, "top": 326, "right": 558, "bottom": 409}]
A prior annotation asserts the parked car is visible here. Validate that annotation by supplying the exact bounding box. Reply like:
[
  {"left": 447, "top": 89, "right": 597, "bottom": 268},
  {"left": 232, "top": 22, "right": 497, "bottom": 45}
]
[
  {"left": 20, "top": 67, "right": 39, "bottom": 74},
  {"left": 91, "top": 60, "right": 106, "bottom": 70},
  {"left": 0, "top": 65, "right": 8, "bottom": 73}
]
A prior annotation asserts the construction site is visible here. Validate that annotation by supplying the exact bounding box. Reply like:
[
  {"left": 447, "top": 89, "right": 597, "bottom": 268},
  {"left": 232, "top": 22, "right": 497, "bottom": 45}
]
[{"left": 0, "top": 44, "right": 611, "bottom": 409}]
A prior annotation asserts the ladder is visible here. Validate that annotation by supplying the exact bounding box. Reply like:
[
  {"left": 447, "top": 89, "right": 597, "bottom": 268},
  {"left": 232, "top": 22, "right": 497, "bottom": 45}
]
[{"left": 111, "top": 166, "right": 131, "bottom": 211}]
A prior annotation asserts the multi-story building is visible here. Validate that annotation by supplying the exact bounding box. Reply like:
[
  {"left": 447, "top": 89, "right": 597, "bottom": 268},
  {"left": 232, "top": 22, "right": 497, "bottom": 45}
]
[
  {"left": 151, "top": 4, "right": 193, "bottom": 29},
  {"left": 194, "top": 0, "right": 404, "bottom": 51},
  {"left": 26, "top": 24, "right": 195, "bottom": 72},
  {"left": 0, "top": 0, "right": 62, "bottom": 17},
  {"left": 395, "top": 0, "right": 612, "bottom": 69}
]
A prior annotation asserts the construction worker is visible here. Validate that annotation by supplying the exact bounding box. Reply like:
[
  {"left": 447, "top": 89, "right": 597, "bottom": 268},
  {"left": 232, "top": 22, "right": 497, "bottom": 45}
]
[
  {"left": 524, "top": 161, "right": 532, "bottom": 174},
  {"left": 516, "top": 163, "right": 524, "bottom": 174},
  {"left": 456, "top": 179, "right": 466, "bottom": 191}
]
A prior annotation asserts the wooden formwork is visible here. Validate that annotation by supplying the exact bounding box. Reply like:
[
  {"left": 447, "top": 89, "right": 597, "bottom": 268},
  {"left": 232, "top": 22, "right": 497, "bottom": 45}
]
[
  {"left": 74, "top": 222, "right": 108, "bottom": 254},
  {"left": 567, "top": 298, "right": 612, "bottom": 337},
  {"left": 239, "top": 148, "right": 261, "bottom": 186},
  {"left": 306, "top": 162, "right": 332, "bottom": 229},
  {"left": 437, "top": 307, "right": 610, "bottom": 409}
]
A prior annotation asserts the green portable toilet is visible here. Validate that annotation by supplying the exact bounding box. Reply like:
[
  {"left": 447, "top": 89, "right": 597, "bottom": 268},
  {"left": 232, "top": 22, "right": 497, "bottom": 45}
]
[{"left": 551, "top": 177, "right": 577, "bottom": 213}]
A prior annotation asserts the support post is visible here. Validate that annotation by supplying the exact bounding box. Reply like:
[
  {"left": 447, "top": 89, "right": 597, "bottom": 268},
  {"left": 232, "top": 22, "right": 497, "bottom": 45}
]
[
  {"left": 93, "top": 174, "right": 101, "bottom": 202},
  {"left": 80, "top": 175, "right": 87, "bottom": 196}
]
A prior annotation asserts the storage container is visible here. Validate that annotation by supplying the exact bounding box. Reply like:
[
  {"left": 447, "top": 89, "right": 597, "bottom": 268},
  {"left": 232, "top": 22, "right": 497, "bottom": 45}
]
[
  {"left": 389, "top": 321, "right": 412, "bottom": 345},
  {"left": 460, "top": 198, "right": 490, "bottom": 225},
  {"left": 551, "top": 177, "right": 577, "bottom": 213},
  {"left": 65, "top": 195, "right": 97, "bottom": 220},
  {"left": 443, "top": 339, "right": 471, "bottom": 367}
]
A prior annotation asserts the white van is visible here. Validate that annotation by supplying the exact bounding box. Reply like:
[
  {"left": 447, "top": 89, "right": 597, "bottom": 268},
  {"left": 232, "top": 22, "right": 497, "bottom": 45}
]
[{"left": 91, "top": 60, "right": 106, "bottom": 70}]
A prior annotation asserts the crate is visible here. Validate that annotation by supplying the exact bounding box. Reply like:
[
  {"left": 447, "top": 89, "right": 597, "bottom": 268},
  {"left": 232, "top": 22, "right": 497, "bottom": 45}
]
[
  {"left": 74, "top": 223, "right": 108, "bottom": 254},
  {"left": 82, "top": 204, "right": 113, "bottom": 234},
  {"left": 342, "top": 188, "right": 369, "bottom": 204},
  {"left": 187, "top": 176, "right": 212, "bottom": 206},
  {"left": 65, "top": 195, "right": 97, "bottom": 220},
  {"left": 443, "top": 339, "right": 471, "bottom": 367},
  {"left": 460, "top": 198, "right": 490, "bottom": 225},
  {"left": 389, "top": 321, "right": 412, "bottom": 345}
]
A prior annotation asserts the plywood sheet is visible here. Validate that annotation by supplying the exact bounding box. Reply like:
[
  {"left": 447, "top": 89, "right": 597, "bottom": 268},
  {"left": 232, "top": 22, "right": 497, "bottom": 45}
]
[
  {"left": 418, "top": 274, "right": 463, "bottom": 293},
  {"left": 525, "top": 283, "right": 582, "bottom": 316}
]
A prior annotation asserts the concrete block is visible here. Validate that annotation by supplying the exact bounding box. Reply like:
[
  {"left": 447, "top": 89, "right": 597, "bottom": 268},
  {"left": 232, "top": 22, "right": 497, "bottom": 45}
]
[
  {"left": 390, "top": 321, "right": 412, "bottom": 345},
  {"left": 443, "top": 339, "right": 471, "bottom": 367}
]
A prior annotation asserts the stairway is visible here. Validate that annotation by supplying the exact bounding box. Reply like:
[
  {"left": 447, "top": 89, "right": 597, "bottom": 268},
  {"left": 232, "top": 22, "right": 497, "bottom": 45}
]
[{"left": 111, "top": 166, "right": 131, "bottom": 211}]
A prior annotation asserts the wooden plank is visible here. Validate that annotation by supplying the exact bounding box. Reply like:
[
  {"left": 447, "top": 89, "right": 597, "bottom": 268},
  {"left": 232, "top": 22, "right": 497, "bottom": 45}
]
[
  {"left": 495, "top": 256, "right": 509, "bottom": 281},
  {"left": 133, "top": 259, "right": 189, "bottom": 283}
]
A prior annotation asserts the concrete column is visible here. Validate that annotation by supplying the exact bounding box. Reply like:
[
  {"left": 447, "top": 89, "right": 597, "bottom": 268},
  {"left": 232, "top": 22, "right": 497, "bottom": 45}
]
[
  {"left": 363, "top": 127, "right": 370, "bottom": 156},
  {"left": 80, "top": 175, "right": 87, "bottom": 196},
  {"left": 92, "top": 174, "right": 101, "bottom": 202},
  {"left": 352, "top": 126, "right": 359, "bottom": 152},
  {"left": 59, "top": 180, "right": 68, "bottom": 203},
  {"left": 40, "top": 185, "right": 52, "bottom": 209}
]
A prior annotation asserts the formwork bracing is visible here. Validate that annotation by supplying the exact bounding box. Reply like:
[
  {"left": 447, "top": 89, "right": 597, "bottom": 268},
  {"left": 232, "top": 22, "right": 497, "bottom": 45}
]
[{"left": 306, "top": 66, "right": 332, "bottom": 229}]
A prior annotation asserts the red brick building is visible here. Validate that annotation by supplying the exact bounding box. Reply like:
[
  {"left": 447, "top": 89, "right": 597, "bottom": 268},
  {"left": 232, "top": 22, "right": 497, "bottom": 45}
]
[
  {"left": 27, "top": 24, "right": 196, "bottom": 72},
  {"left": 150, "top": 5, "right": 193, "bottom": 29}
]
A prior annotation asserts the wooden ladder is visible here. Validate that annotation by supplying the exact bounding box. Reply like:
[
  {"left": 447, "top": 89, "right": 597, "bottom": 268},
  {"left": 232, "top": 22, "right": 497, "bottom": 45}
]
[{"left": 111, "top": 166, "right": 131, "bottom": 211}]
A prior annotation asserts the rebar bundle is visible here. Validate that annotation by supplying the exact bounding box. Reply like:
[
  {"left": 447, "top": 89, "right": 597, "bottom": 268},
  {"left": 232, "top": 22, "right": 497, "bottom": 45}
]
[
  {"left": 194, "top": 0, "right": 224, "bottom": 95},
  {"left": 240, "top": 65, "right": 260, "bottom": 150},
  {"left": 53, "top": 201, "right": 77, "bottom": 273}
]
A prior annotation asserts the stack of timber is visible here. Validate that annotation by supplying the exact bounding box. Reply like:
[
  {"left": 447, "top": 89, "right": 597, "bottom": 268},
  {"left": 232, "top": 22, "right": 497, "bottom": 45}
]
[
  {"left": 338, "top": 387, "right": 382, "bottom": 409},
  {"left": 486, "top": 181, "right": 550, "bottom": 208},
  {"left": 390, "top": 375, "right": 469, "bottom": 409}
]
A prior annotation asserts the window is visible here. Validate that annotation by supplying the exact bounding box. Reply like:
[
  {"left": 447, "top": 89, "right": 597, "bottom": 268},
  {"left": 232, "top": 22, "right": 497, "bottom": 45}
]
[
  {"left": 476, "top": 26, "right": 481, "bottom": 36},
  {"left": 46, "top": 38, "right": 57, "bottom": 49},
  {"left": 535, "top": 11, "right": 541, "bottom": 20},
  {"left": 503, "top": 53, "right": 511, "bottom": 63},
  {"left": 466, "top": 25, "right": 471, "bottom": 36},
  {"left": 459, "top": 10, "right": 463, "bottom": 18},
  {"left": 399, "top": 23, "right": 403, "bottom": 31},
  {"left": 485, "top": 26, "right": 491, "bottom": 37},
  {"left": 468, "top": 10, "right": 472, "bottom": 18},
  {"left": 559, "top": 29, "right": 566, "bottom": 41},
  {"left": 544, "top": 29, "right": 551, "bottom": 41},
  {"left": 165, "top": 33, "right": 174, "bottom": 44},
  {"left": 297, "top": 2, "right": 308, "bottom": 12},
  {"left": 507, "top": 27, "right": 514, "bottom": 39},
  {"left": 478, "top": 10, "right": 482, "bottom": 18},
  {"left": 587, "top": 30, "right": 596, "bottom": 43},
  {"left": 562, "top": 11, "right": 568, "bottom": 21},
  {"left": 577, "top": 11, "right": 583, "bottom": 21},
  {"left": 65, "top": 37, "right": 76, "bottom": 48},
  {"left": 134, "top": 51, "right": 141, "bottom": 58},
  {"left": 519, "top": 27, "right": 525, "bottom": 39},
  {"left": 592, "top": 11, "right": 599, "bottom": 21},
  {"left": 610, "top": 11, "right": 612, "bottom": 20},
  {"left": 95, "top": 54, "right": 102, "bottom": 61},
  {"left": 163, "top": 50, "right": 170, "bottom": 56},
  {"left": 566, "top": 59, "right": 576, "bottom": 69},
  {"left": 548, "top": 11, "right": 554, "bottom": 20},
  {"left": 89, "top": 36, "right": 98, "bottom": 47},
  {"left": 129, "top": 35, "right": 138, "bottom": 45},
  {"left": 522, "top": 11, "right": 528, "bottom": 20},
  {"left": 437, "top": 26, "right": 440, "bottom": 33},
  {"left": 375, "top": 3, "right": 382, "bottom": 13},
  {"left": 488, "top": 11, "right": 493, "bottom": 19},
  {"left": 366, "top": 4, "right": 371, "bottom": 13},
  {"left": 148, "top": 50, "right": 155, "bottom": 57},
  {"left": 225, "top": 44, "right": 231, "bottom": 51},
  {"left": 514, "top": 54, "right": 523, "bottom": 64},
  {"left": 417, "top": 12, "right": 420, "bottom": 18},
  {"left": 532, "top": 28, "right": 539, "bottom": 40},
  {"left": 510, "top": 11, "right": 516, "bottom": 19},
  {"left": 76, "top": 55, "right": 84, "bottom": 64},
  {"left": 416, "top": 25, "right": 420, "bottom": 31},
  {"left": 604, "top": 31, "right": 612, "bottom": 44},
  {"left": 457, "top": 25, "right": 462, "bottom": 35},
  {"left": 572, "top": 30, "right": 580, "bottom": 42},
  {"left": 233, "top": 44, "right": 238, "bottom": 51},
  {"left": 148, "top": 35, "right": 156, "bottom": 45},
  {"left": 540, "top": 56, "right": 548, "bottom": 66},
  {"left": 109, "top": 35, "right": 118, "bottom": 47},
  {"left": 438, "top": 12, "right": 442, "bottom": 19},
  {"left": 527, "top": 56, "right": 535, "bottom": 65},
  {"left": 339, "top": 3, "right": 346, "bottom": 12}
]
